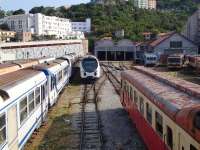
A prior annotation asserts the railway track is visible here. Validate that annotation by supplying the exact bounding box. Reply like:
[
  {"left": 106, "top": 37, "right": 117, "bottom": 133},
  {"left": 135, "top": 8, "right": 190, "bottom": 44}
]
[
  {"left": 79, "top": 79, "right": 105, "bottom": 150},
  {"left": 101, "top": 63, "right": 121, "bottom": 95}
]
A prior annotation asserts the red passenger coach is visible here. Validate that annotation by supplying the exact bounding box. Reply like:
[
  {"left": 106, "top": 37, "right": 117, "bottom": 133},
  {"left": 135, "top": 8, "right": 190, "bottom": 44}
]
[{"left": 120, "top": 67, "right": 200, "bottom": 150}]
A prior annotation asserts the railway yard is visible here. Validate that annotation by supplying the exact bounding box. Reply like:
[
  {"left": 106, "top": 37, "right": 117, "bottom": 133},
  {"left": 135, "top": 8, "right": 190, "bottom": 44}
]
[
  {"left": 24, "top": 63, "right": 146, "bottom": 150},
  {"left": 1, "top": 58, "right": 200, "bottom": 150},
  {"left": 21, "top": 61, "right": 200, "bottom": 150}
]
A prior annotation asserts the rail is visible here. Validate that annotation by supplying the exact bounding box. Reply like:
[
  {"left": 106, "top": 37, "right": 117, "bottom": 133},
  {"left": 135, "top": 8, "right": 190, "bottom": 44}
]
[
  {"left": 79, "top": 77, "right": 105, "bottom": 150},
  {"left": 101, "top": 63, "right": 121, "bottom": 95}
]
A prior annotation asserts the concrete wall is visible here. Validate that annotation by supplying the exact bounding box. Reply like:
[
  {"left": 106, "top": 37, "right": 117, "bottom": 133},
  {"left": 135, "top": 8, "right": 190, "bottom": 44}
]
[
  {"left": 182, "top": 9, "right": 200, "bottom": 45},
  {"left": 0, "top": 40, "right": 88, "bottom": 61}
]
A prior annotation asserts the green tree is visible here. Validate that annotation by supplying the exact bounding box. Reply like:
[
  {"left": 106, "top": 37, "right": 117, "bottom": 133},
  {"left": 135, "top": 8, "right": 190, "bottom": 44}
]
[{"left": 13, "top": 9, "right": 25, "bottom": 15}]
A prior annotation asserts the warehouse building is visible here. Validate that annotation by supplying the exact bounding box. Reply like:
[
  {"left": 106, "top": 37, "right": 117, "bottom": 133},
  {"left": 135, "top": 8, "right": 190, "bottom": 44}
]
[{"left": 94, "top": 39, "right": 136, "bottom": 61}]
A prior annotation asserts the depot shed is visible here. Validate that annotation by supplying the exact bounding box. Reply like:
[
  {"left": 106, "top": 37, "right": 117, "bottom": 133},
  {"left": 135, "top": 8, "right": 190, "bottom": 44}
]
[{"left": 94, "top": 39, "right": 136, "bottom": 61}]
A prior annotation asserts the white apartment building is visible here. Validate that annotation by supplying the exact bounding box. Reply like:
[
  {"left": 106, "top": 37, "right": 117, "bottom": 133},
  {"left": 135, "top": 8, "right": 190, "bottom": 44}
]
[
  {"left": 71, "top": 18, "right": 91, "bottom": 33},
  {"left": 134, "top": 0, "right": 156, "bottom": 9},
  {"left": 0, "top": 13, "right": 72, "bottom": 39},
  {"left": 148, "top": 0, "right": 156, "bottom": 9}
]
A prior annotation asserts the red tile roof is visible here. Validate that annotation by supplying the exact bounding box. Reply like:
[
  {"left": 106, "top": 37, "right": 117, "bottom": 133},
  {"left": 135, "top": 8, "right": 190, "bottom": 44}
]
[{"left": 149, "top": 32, "right": 175, "bottom": 47}]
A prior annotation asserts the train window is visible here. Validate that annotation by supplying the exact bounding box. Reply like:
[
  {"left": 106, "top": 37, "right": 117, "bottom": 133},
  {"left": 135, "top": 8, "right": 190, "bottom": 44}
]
[
  {"left": 194, "top": 111, "right": 200, "bottom": 129},
  {"left": 146, "top": 103, "right": 152, "bottom": 124},
  {"left": 42, "top": 82, "right": 47, "bottom": 101},
  {"left": 51, "top": 76, "right": 55, "bottom": 91},
  {"left": 190, "top": 144, "right": 198, "bottom": 150},
  {"left": 139, "top": 97, "right": 144, "bottom": 115},
  {"left": 57, "top": 71, "right": 62, "bottom": 83},
  {"left": 41, "top": 85, "right": 45, "bottom": 101},
  {"left": 129, "top": 87, "right": 133, "bottom": 100},
  {"left": 28, "top": 92, "right": 35, "bottom": 113},
  {"left": 35, "top": 87, "right": 40, "bottom": 106},
  {"left": 0, "top": 113, "right": 6, "bottom": 146},
  {"left": 155, "top": 112, "right": 163, "bottom": 137},
  {"left": 20, "top": 97, "right": 28, "bottom": 124},
  {"left": 126, "top": 82, "right": 129, "bottom": 92},
  {"left": 45, "top": 82, "right": 48, "bottom": 97},
  {"left": 134, "top": 90, "right": 138, "bottom": 107},
  {"left": 167, "top": 126, "right": 173, "bottom": 149},
  {"left": 64, "top": 66, "right": 68, "bottom": 76}
]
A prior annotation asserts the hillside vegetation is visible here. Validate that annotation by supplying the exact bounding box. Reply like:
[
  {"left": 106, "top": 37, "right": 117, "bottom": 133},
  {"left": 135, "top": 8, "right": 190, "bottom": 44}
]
[{"left": 0, "top": 0, "right": 199, "bottom": 41}]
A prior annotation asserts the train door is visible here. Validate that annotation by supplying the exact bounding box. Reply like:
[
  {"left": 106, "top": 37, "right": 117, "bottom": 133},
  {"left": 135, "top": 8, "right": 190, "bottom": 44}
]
[
  {"left": 49, "top": 74, "right": 57, "bottom": 106},
  {"left": 7, "top": 104, "right": 18, "bottom": 150},
  {"left": 41, "top": 82, "right": 48, "bottom": 121}
]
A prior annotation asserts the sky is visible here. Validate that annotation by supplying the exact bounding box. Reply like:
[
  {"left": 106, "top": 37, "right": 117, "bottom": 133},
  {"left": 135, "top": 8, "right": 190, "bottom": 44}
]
[{"left": 0, "top": 0, "right": 90, "bottom": 11}]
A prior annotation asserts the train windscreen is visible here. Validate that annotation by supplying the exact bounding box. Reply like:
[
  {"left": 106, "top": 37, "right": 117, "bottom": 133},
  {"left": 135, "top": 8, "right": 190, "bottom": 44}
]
[
  {"left": 168, "top": 58, "right": 180, "bottom": 63},
  {"left": 82, "top": 58, "right": 98, "bottom": 73}
]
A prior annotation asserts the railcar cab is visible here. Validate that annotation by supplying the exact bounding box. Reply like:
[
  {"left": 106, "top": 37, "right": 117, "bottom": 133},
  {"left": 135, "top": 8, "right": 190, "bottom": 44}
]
[
  {"left": 59, "top": 55, "right": 72, "bottom": 78},
  {"left": 33, "top": 59, "right": 70, "bottom": 107},
  {"left": 0, "top": 69, "right": 48, "bottom": 150}
]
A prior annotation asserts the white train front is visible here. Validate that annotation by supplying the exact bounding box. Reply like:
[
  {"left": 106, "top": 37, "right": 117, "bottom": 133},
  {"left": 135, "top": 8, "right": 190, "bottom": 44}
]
[
  {"left": 0, "top": 55, "right": 75, "bottom": 150},
  {"left": 80, "top": 55, "right": 101, "bottom": 79}
]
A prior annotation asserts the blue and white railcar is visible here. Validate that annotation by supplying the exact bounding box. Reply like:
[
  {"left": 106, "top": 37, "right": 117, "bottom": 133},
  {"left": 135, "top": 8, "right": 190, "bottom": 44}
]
[
  {"left": 33, "top": 59, "right": 70, "bottom": 106},
  {"left": 0, "top": 69, "right": 48, "bottom": 150},
  {"left": 59, "top": 55, "right": 73, "bottom": 78},
  {"left": 80, "top": 55, "right": 101, "bottom": 79}
]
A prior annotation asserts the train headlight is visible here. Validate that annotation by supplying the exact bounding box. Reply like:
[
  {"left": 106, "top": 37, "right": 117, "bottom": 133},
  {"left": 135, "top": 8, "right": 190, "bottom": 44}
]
[
  {"left": 94, "top": 72, "right": 97, "bottom": 76},
  {"left": 84, "top": 72, "right": 86, "bottom": 76}
]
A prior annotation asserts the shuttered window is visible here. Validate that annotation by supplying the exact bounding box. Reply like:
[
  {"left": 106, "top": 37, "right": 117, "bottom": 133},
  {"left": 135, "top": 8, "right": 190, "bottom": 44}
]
[{"left": 0, "top": 114, "right": 6, "bottom": 146}]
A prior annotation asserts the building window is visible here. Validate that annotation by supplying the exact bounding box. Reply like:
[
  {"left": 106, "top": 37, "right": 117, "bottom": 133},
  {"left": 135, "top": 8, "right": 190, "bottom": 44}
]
[
  {"left": 170, "top": 41, "right": 182, "bottom": 48},
  {"left": 155, "top": 112, "right": 163, "bottom": 137},
  {"left": 35, "top": 87, "right": 40, "bottom": 106},
  {"left": 139, "top": 97, "right": 144, "bottom": 115},
  {"left": 20, "top": 97, "right": 28, "bottom": 124},
  {"left": 11, "top": 21, "right": 15, "bottom": 29},
  {"left": 28, "top": 92, "right": 35, "bottom": 113},
  {"left": 167, "top": 126, "right": 173, "bottom": 149},
  {"left": 18, "top": 20, "right": 22, "bottom": 29},
  {"left": 0, "top": 113, "right": 6, "bottom": 146},
  {"left": 146, "top": 103, "right": 152, "bottom": 124}
]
